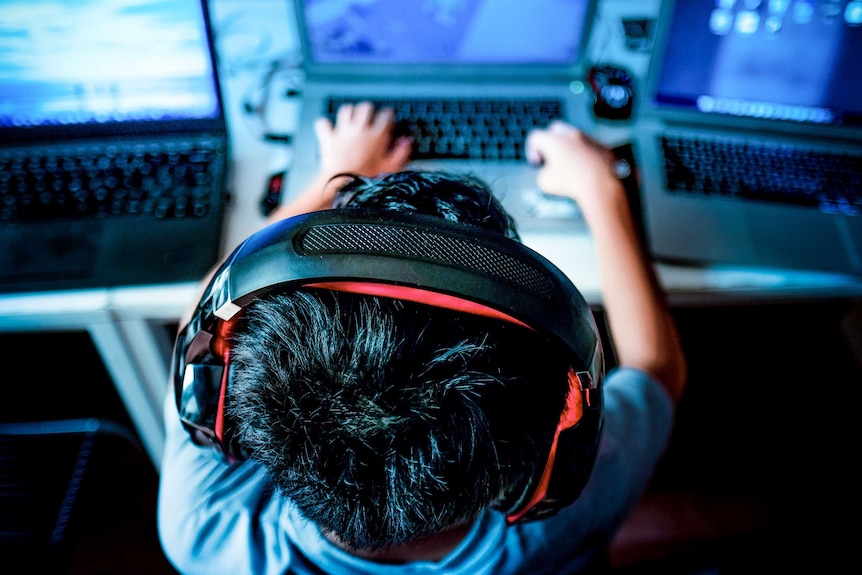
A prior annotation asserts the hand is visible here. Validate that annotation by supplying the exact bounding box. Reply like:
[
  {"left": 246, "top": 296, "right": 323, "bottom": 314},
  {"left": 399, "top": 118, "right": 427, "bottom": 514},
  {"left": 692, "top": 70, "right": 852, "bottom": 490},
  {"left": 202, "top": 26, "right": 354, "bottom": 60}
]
[
  {"left": 525, "top": 121, "right": 618, "bottom": 208},
  {"left": 264, "top": 102, "right": 413, "bottom": 223},
  {"left": 314, "top": 102, "right": 413, "bottom": 178}
]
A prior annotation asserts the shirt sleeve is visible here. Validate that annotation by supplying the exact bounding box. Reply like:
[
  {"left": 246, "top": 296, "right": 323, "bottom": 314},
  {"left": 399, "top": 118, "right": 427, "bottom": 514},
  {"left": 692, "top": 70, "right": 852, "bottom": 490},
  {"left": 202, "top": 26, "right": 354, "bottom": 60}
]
[
  {"left": 157, "top": 390, "right": 298, "bottom": 575},
  {"left": 583, "top": 366, "right": 676, "bottom": 530}
]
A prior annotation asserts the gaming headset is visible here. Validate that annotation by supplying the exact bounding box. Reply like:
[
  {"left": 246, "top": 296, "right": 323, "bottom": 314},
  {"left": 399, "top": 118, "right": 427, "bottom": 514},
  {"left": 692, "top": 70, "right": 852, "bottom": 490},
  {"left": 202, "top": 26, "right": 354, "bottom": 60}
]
[{"left": 172, "top": 207, "right": 604, "bottom": 524}]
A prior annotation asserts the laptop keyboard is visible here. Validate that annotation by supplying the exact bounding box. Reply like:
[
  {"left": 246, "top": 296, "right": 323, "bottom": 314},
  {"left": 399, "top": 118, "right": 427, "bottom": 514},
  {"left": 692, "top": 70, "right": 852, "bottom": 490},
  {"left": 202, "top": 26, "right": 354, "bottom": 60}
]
[
  {"left": 661, "top": 135, "right": 862, "bottom": 215},
  {"left": 0, "top": 137, "right": 227, "bottom": 222},
  {"left": 326, "top": 97, "right": 563, "bottom": 161}
]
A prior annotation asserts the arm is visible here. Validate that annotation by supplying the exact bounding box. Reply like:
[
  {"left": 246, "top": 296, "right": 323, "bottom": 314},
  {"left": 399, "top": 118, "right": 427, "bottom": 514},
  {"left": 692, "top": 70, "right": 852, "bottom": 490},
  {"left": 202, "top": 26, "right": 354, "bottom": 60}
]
[{"left": 525, "top": 122, "right": 687, "bottom": 402}]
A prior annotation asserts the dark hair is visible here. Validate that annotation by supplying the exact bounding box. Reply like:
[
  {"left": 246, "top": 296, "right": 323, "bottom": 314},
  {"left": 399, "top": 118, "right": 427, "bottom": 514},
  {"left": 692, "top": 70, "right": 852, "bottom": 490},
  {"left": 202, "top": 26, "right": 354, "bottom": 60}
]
[
  {"left": 332, "top": 170, "right": 521, "bottom": 241},
  {"left": 226, "top": 171, "right": 570, "bottom": 550}
]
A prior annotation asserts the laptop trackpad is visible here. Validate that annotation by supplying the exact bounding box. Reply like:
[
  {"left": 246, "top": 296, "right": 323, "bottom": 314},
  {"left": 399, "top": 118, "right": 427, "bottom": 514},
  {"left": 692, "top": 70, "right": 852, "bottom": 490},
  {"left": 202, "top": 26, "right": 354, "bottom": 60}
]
[
  {"left": 0, "top": 223, "right": 100, "bottom": 283},
  {"left": 837, "top": 217, "right": 862, "bottom": 275},
  {"left": 747, "top": 206, "right": 854, "bottom": 274}
]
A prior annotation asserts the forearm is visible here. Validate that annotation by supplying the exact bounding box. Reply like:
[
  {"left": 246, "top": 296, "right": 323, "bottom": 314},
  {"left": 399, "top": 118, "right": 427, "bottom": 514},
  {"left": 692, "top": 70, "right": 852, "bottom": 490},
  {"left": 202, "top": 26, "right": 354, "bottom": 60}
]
[
  {"left": 265, "top": 171, "right": 341, "bottom": 224},
  {"left": 581, "top": 178, "right": 687, "bottom": 402}
]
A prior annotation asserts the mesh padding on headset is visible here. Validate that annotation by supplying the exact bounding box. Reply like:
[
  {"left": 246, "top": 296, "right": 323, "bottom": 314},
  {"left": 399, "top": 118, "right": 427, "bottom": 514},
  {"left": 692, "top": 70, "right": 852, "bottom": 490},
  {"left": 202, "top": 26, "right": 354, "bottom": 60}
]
[{"left": 297, "top": 223, "right": 557, "bottom": 299}]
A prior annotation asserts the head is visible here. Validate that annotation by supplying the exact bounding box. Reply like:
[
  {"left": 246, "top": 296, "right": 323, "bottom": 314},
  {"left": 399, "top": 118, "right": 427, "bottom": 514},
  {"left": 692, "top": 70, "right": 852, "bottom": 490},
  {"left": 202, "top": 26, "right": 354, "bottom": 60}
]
[
  {"left": 175, "top": 170, "right": 602, "bottom": 552},
  {"left": 229, "top": 291, "right": 571, "bottom": 549}
]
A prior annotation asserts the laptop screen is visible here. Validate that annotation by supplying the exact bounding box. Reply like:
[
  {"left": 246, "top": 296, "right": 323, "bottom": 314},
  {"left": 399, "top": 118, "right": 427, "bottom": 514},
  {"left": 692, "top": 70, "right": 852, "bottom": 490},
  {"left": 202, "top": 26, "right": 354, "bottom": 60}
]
[
  {"left": 0, "top": 0, "right": 224, "bottom": 141},
  {"left": 651, "top": 0, "right": 862, "bottom": 128},
  {"left": 295, "top": 0, "right": 595, "bottom": 78}
]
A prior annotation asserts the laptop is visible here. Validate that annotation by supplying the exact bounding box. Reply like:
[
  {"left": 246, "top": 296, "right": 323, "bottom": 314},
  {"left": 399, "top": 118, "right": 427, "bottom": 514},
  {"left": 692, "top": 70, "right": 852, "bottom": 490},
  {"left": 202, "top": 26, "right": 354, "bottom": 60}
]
[
  {"left": 633, "top": 0, "right": 862, "bottom": 276},
  {"left": 284, "top": 0, "right": 598, "bottom": 232},
  {"left": 0, "top": 0, "right": 229, "bottom": 294}
]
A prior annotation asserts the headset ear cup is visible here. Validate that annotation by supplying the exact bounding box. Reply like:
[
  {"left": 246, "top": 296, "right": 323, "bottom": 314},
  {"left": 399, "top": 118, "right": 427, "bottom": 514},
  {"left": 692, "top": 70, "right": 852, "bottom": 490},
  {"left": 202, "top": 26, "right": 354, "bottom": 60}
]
[
  {"left": 504, "top": 370, "right": 604, "bottom": 524},
  {"left": 493, "top": 429, "right": 556, "bottom": 519},
  {"left": 208, "top": 319, "right": 248, "bottom": 463},
  {"left": 173, "top": 315, "right": 247, "bottom": 463},
  {"left": 541, "top": 389, "right": 604, "bottom": 514},
  {"left": 177, "top": 361, "right": 225, "bottom": 444},
  {"left": 221, "top": 362, "right": 249, "bottom": 462}
]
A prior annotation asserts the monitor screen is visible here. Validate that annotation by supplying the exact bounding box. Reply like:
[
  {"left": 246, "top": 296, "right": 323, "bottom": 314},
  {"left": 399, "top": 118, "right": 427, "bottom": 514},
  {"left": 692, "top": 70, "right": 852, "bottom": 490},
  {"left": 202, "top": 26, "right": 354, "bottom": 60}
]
[
  {"left": 653, "top": 0, "right": 862, "bottom": 126},
  {"left": 0, "top": 0, "right": 222, "bottom": 129},
  {"left": 300, "top": 0, "right": 592, "bottom": 65}
]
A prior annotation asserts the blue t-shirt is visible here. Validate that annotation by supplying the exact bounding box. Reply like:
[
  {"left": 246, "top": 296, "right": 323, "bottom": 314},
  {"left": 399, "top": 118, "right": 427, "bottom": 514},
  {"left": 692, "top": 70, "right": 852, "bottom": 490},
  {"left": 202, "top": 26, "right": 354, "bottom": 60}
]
[{"left": 158, "top": 367, "right": 674, "bottom": 575}]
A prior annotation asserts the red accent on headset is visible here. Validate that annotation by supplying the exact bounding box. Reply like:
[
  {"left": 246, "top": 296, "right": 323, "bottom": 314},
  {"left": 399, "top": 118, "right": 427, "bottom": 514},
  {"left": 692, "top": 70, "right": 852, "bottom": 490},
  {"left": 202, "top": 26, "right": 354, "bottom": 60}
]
[
  {"left": 505, "top": 369, "right": 584, "bottom": 524},
  {"left": 214, "top": 317, "right": 238, "bottom": 462},
  {"left": 213, "top": 314, "right": 235, "bottom": 360},
  {"left": 306, "top": 281, "right": 533, "bottom": 330},
  {"left": 215, "top": 347, "right": 229, "bottom": 449}
]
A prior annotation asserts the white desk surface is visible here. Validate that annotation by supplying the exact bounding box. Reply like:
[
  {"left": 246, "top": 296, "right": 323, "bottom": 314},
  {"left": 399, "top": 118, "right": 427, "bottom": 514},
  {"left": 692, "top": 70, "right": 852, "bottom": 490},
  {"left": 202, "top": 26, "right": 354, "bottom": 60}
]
[{"left": 1, "top": 0, "right": 860, "bottom": 467}]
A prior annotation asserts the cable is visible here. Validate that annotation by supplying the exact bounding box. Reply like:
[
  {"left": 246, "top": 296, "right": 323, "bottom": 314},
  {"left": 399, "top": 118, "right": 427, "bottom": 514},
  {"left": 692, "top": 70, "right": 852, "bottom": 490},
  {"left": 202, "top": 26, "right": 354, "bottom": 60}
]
[{"left": 240, "top": 55, "right": 304, "bottom": 144}]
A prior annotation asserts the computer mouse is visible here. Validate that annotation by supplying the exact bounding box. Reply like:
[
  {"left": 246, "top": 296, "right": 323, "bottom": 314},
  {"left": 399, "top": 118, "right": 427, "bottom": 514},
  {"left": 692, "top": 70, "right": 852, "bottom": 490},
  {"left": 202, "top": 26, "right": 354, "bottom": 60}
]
[{"left": 588, "top": 65, "right": 635, "bottom": 121}]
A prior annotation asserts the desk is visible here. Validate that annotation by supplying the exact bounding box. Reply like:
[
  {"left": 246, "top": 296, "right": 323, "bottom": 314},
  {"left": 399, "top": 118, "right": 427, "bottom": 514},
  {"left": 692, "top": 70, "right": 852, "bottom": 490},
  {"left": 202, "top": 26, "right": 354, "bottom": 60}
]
[{"left": 1, "top": 0, "right": 860, "bottom": 468}]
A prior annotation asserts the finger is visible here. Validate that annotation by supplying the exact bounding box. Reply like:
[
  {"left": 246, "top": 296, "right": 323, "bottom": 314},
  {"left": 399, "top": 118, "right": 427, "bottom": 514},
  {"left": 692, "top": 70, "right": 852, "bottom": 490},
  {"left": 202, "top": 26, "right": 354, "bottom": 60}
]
[
  {"left": 387, "top": 136, "right": 413, "bottom": 167},
  {"left": 335, "top": 103, "right": 354, "bottom": 127},
  {"left": 525, "top": 145, "right": 543, "bottom": 166},
  {"left": 372, "top": 106, "right": 396, "bottom": 131},
  {"left": 525, "top": 127, "right": 550, "bottom": 165},
  {"left": 314, "top": 117, "right": 333, "bottom": 143},
  {"left": 353, "top": 101, "right": 376, "bottom": 124}
]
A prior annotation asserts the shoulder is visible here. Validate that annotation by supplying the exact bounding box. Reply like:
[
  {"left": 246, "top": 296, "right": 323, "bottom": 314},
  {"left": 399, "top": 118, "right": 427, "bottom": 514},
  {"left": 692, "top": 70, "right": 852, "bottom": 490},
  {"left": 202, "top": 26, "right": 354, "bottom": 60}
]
[
  {"left": 158, "top": 392, "right": 297, "bottom": 574},
  {"left": 604, "top": 366, "right": 674, "bottom": 423}
]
